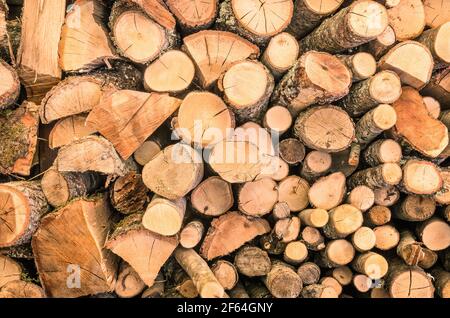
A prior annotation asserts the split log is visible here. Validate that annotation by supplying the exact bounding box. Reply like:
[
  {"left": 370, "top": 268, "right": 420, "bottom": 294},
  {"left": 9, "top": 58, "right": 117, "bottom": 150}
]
[
  {"left": 54, "top": 136, "right": 127, "bottom": 177},
  {"left": 109, "top": 0, "right": 177, "bottom": 64},
  {"left": 273, "top": 51, "right": 351, "bottom": 115},
  {"left": 416, "top": 217, "right": 450, "bottom": 251},
  {"left": 263, "top": 105, "right": 292, "bottom": 135},
  {"left": 287, "top": 0, "right": 343, "bottom": 39},
  {"left": 176, "top": 91, "right": 235, "bottom": 148},
  {"left": 387, "top": 0, "right": 425, "bottom": 41},
  {"left": 301, "top": 284, "right": 338, "bottom": 298},
  {"left": 180, "top": 220, "right": 204, "bottom": 249},
  {"left": 330, "top": 266, "right": 353, "bottom": 286},
  {"left": 308, "top": 172, "right": 346, "bottom": 210},
  {"left": 234, "top": 246, "right": 271, "bottom": 277},
  {"left": 300, "top": 226, "right": 325, "bottom": 251},
  {"left": 105, "top": 213, "right": 178, "bottom": 287},
  {"left": 218, "top": 60, "right": 274, "bottom": 122},
  {"left": 48, "top": 115, "right": 96, "bottom": 149},
  {"left": 300, "top": 151, "right": 332, "bottom": 182},
  {"left": 166, "top": 0, "right": 217, "bottom": 34},
  {"left": 283, "top": 241, "right": 308, "bottom": 265},
  {"left": 0, "top": 280, "right": 45, "bottom": 298},
  {"left": 355, "top": 104, "right": 397, "bottom": 145},
  {"left": 0, "top": 59, "right": 19, "bottom": 109},
  {"left": 278, "top": 138, "right": 305, "bottom": 166},
  {"left": 347, "top": 186, "right": 375, "bottom": 212},
  {"left": 318, "top": 239, "right": 355, "bottom": 268},
  {"left": 299, "top": 208, "right": 329, "bottom": 228},
  {"left": 216, "top": 0, "right": 294, "bottom": 45},
  {"left": 200, "top": 211, "right": 270, "bottom": 260},
  {"left": 373, "top": 186, "right": 400, "bottom": 207},
  {"left": 297, "top": 262, "right": 321, "bottom": 285},
  {"left": 401, "top": 159, "right": 442, "bottom": 195},
  {"left": 337, "top": 52, "right": 376, "bottom": 82},
  {"left": 277, "top": 175, "right": 310, "bottom": 212},
  {"left": 431, "top": 268, "right": 450, "bottom": 298},
  {"left": 211, "top": 260, "right": 238, "bottom": 290},
  {"left": 423, "top": 0, "right": 450, "bottom": 28},
  {"left": 385, "top": 258, "right": 434, "bottom": 298},
  {"left": 41, "top": 168, "right": 103, "bottom": 208},
  {"left": 352, "top": 252, "right": 388, "bottom": 279},
  {"left": 299, "top": 0, "right": 388, "bottom": 53},
  {"left": 363, "top": 25, "right": 396, "bottom": 60},
  {"left": 417, "top": 22, "right": 450, "bottom": 68},
  {"left": 294, "top": 105, "right": 355, "bottom": 152},
  {"left": 174, "top": 247, "right": 225, "bottom": 298},
  {"left": 261, "top": 32, "right": 299, "bottom": 78},
  {"left": 32, "top": 195, "right": 117, "bottom": 297},
  {"left": 274, "top": 216, "right": 301, "bottom": 243},
  {"left": 397, "top": 230, "right": 438, "bottom": 268},
  {"left": 190, "top": 176, "right": 234, "bottom": 217},
  {"left": 264, "top": 261, "right": 302, "bottom": 298},
  {"left": 364, "top": 205, "right": 392, "bottom": 227},
  {"left": 142, "top": 195, "right": 186, "bottom": 236},
  {"left": 363, "top": 139, "right": 402, "bottom": 167},
  {"left": 319, "top": 276, "right": 342, "bottom": 296},
  {"left": 421, "top": 67, "right": 450, "bottom": 106},
  {"left": 0, "top": 101, "right": 39, "bottom": 176},
  {"left": 110, "top": 172, "right": 148, "bottom": 215},
  {"left": 87, "top": 90, "right": 181, "bottom": 159},
  {"left": 272, "top": 202, "right": 291, "bottom": 221},
  {"left": 394, "top": 195, "right": 436, "bottom": 221},
  {"left": 142, "top": 143, "right": 203, "bottom": 200},
  {"left": 0, "top": 181, "right": 48, "bottom": 248},
  {"left": 237, "top": 178, "right": 278, "bottom": 217},
  {"left": 182, "top": 30, "right": 260, "bottom": 88},
  {"left": 348, "top": 163, "right": 402, "bottom": 190},
  {"left": 59, "top": 0, "right": 117, "bottom": 72},
  {"left": 130, "top": 0, "right": 176, "bottom": 31},
  {"left": 115, "top": 262, "right": 146, "bottom": 298},
  {"left": 378, "top": 41, "right": 434, "bottom": 89},
  {"left": 373, "top": 224, "right": 400, "bottom": 250},
  {"left": 0, "top": 255, "right": 21, "bottom": 288},
  {"left": 16, "top": 0, "right": 65, "bottom": 103},
  {"left": 340, "top": 71, "right": 401, "bottom": 117},
  {"left": 351, "top": 226, "right": 376, "bottom": 252},
  {"left": 323, "top": 204, "right": 363, "bottom": 239}
]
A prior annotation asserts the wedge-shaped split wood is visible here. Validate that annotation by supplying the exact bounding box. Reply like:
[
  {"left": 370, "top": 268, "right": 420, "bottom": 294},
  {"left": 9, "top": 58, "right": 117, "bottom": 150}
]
[
  {"left": 130, "top": 0, "right": 176, "bottom": 31},
  {"left": 166, "top": 0, "right": 217, "bottom": 33},
  {"left": 49, "top": 115, "right": 97, "bottom": 149}
]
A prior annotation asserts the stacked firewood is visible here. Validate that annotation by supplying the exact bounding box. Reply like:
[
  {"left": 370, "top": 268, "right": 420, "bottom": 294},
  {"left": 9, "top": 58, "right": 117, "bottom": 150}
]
[{"left": 0, "top": 0, "right": 449, "bottom": 299}]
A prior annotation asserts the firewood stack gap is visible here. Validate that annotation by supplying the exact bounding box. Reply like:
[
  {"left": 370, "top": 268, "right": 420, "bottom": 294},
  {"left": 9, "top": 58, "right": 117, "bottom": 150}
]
[{"left": 0, "top": 0, "right": 449, "bottom": 299}]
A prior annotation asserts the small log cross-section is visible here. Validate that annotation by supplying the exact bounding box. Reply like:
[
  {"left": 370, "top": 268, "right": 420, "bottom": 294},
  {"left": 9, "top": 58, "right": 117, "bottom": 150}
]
[
  {"left": 308, "top": 172, "right": 346, "bottom": 210},
  {"left": 387, "top": 0, "right": 425, "bottom": 41},
  {"left": 32, "top": 195, "right": 117, "bottom": 297},
  {"left": 166, "top": 0, "right": 218, "bottom": 33},
  {"left": 105, "top": 213, "right": 178, "bottom": 287},
  {"left": 190, "top": 176, "right": 234, "bottom": 217},
  {"left": 16, "top": 0, "right": 65, "bottom": 103},
  {"left": 261, "top": 32, "right": 299, "bottom": 78},
  {"left": 200, "top": 211, "right": 270, "bottom": 260},
  {"left": 87, "top": 90, "right": 182, "bottom": 160}
]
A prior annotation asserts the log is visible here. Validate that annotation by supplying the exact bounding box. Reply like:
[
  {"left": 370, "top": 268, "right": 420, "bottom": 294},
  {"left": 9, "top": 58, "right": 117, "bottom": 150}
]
[
  {"left": 172, "top": 267, "right": 198, "bottom": 298},
  {"left": 294, "top": 105, "right": 355, "bottom": 153},
  {"left": 274, "top": 216, "right": 301, "bottom": 243},
  {"left": 16, "top": 0, "right": 65, "bottom": 103},
  {"left": 273, "top": 51, "right": 351, "bottom": 115},
  {"left": 352, "top": 252, "right": 388, "bottom": 279},
  {"left": 300, "top": 150, "right": 332, "bottom": 182},
  {"left": 287, "top": 0, "right": 343, "bottom": 39},
  {"left": 0, "top": 59, "right": 19, "bottom": 109},
  {"left": 272, "top": 202, "right": 291, "bottom": 221},
  {"left": 200, "top": 211, "right": 270, "bottom": 260},
  {"left": 394, "top": 194, "right": 436, "bottom": 221},
  {"left": 387, "top": 0, "right": 425, "bottom": 41},
  {"left": 301, "top": 284, "right": 338, "bottom": 298},
  {"left": 364, "top": 205, "right": 392, "bottom": 227},
  {"left": 318, "top": 239, "right": 355, "bottom": 268},
  {"left": 299, "top": 208, "right": 329, "bottom": 228},
  {"left": 182, "top": 30, "right": 260, "bottom": 88},
  {"left": 435, "top": 167, "right": 450, "bottom": 204},
  {"left": 416, "top": 217, "right": 450, "bottom": 251},
  {"left": 59, "top": 0, "right": 117, "bottom": 72},
  {"left": 363, "top": 25, "right": 396, "bottom": 60},
  {"left": 308, "top": 172, "right": 346, "bottom": 210},
  {"left": 397, "top": 230, "right": 438, "bottom": 268},
  {"left": 340, "top": 71, "right": 401, "bottom": 117},
  {"left": 105, "top": 213, "right": 178, "bottom": 287},
  {"left": 351, "top": 226, "right": 376, "bottom": 252},
  {"left": 174, "top": 247, "right": 225, "bottom": 298},
  {"left": 263, "top": 105, "right": 293, "bottom": 136},
  {"left": 0, "top": 181, "right": 48, "bottom": 248},
  {"left": 347, "top": 186, "right": 375, "bottom": 212},
  {"left": 299, "top": 0, "right": 388, "bottom": 53},
  {"left": 237, "top": 178, "right": 278, "bottom": 217},
  {"left": 373, "top": 224, "right": 400, "bottom": 250},
  {"left": 142, "top": 143, "right": 203, "bottom": 200},
  {"left": 431, "top": 268, "right": 450, "bottom": 298},
  {"left": 142, "top": 195, "right": 186, "bottom": 236},
  {"left": 330, "top": 266, "right": 353, "bottom": 286},
  {"left": 355, "top": 104, "right": 397, "bottom": 145},
  {"left": 109, "top": 0, "right": 177, "bottom": 64},
  {"left": 363, "top": 139, "right": 402, "bottom": 167},
  {"left": 176, "top": 91, "right": 235, "bottom": 148},
  {"left": 421, "top": 67, "right": 450, "bottom": 107},
  {"left": 166, "top": 0, "right": 217, "bottom": 34},
  {"left": 216, "top": 0, "right": 294, "bottom": 46},
  {"left": 329, "top": 143, "right": 361, "bottom": 177},
  {"left": 417, "top": 22, "right": 450, "bottom": 68},
  {"left": 54, "top": 136, "right": 127, "bottom": 177},
  {"left": 115, "top": 262, "right": 146, "bottom": 298},
  {"left": 278, "top": 138, "right": 305, "bottom": 166},
  {"left": 423, "top": 0, "right": 450, "bottom": 28},
  {"left": 133, "top": 141, "right": 161, "bottom": 166},
  {"left": 401, "top": 159, "right": 442, "bottom": 195},
  {"left": 348, "top": 163, "right": 402, "bottom": 189},
  {"left": 378, "top": 41, "right": 434, "bottom": 89},
  {"left": 0, "top": 255, "right": 21, "bottom": 289},
  {"left": 352, "top": 274, "right": 372, "bottom": 293},
  {"left": 278, "top": 175, "right": 310, "bottom": 212},
  {"left": 218, "top": 60, "right": 274, "bottom": 122},
  {"left": 323, "top": 204, "right": 363, "bottom": 239},
  {"left": 48, "top": 115, "right": 97, "bottom": 149},
  {"left": 0, "top": 280, "right": 45, "bottom": 298},
  {"left": 261, "top": 32, "right": 299, "bottom": 78},
  {"left": 190, "top": 176, "right": 234, "bottom": 217},
  {"left": 32, "top": 195, "right": 117, "bottom": 297},
  {"left": 300, "top": 226, "right": 325, "bottom": 251},
  {"left": 110, "top": 172, "right": 148, "bottom": 215},
  {"left": 259, "top": 156, "right": 290, "bottom": 182},
  {"left": 264, "top": 261, "right": 302, "bottom": 298},
  {"left": 337, "top": 52, "right": 376, "bottom": 82},
  {"left": 283, "top": 241, "right": 308, "bottom": 265},
  {"left": 180, "top": 220, "right": 204, "bottom": 249},
  {"left": 41, "top": 168, "right": 103, "bottom": 208},
  {"left": 297, "top": 262, "right": 321, "bottom": 285},
  {"left": 319, "top": 276, "right": 342, "bottom": 296},
  {"left": 211, "top": 260, "right": 238, "bottom": 290},
  {"left": 234, "top": 246, "right": 271, "bottom": 277},
  {"left": 373, "top": 186, "right": 400, "bottom": 207},
  {"left": 0, "top": 101, "right": 39, "bottom": 176},
  {"left": 130, "top": 0, "right": 176, "bottom": 31}
]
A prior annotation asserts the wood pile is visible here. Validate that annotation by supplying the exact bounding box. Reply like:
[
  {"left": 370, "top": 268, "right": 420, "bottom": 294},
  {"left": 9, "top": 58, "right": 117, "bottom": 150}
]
[{"left": 0, "top": 0, "right": 449, "bottom": 299}]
